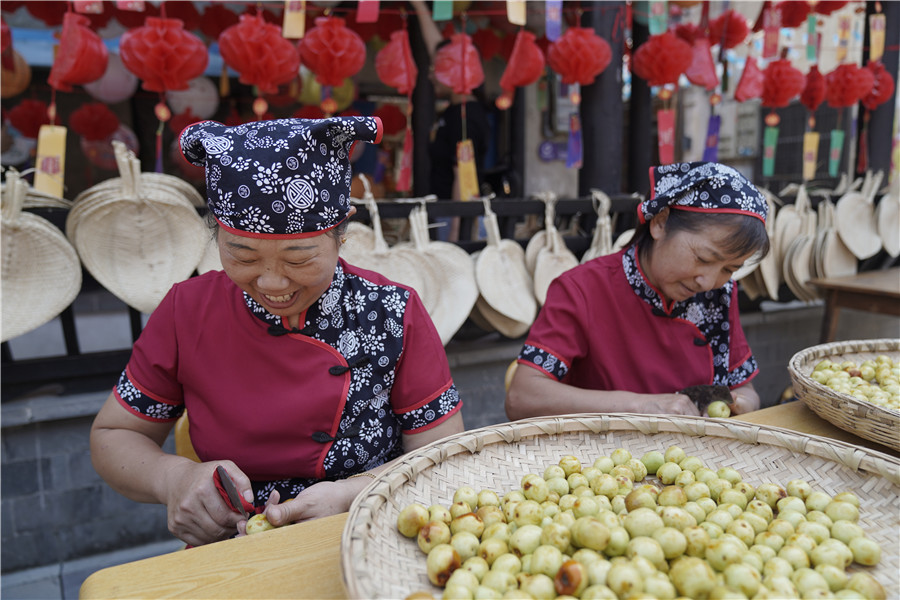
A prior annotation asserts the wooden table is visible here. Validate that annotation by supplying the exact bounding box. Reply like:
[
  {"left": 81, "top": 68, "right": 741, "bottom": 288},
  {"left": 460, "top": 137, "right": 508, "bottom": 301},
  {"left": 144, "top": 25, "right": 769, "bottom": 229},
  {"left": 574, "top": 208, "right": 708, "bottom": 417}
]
[
  {"left": 80, "top": 403, "right": 898, "bottom": 600},
  {"left": 808, "top": 267, "right": 900, "bottom": 343}
]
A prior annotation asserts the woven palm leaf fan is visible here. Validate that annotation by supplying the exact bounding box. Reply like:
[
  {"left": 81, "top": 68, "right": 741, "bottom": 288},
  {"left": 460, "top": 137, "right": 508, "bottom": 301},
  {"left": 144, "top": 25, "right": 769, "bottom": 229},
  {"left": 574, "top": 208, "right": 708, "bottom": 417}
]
[
  {"left": 875, "top": 177, "right": 899, "bottom": 258},
  {"left": 0, "top": 181, "right": 73, "bottom": 210},
  {"left": 475, "top": 195, "right": 536, "bottom": 336},
  {"left": 408, "top": 205, "right": 477, "bottom": 346},
  {"left": 1, "top": 169, "right": 82, "bottom": 342},
  {"left": 195, "top": 229, "right": 223, "bottom": 274},
  {"left": 835, "top": 170, "right": 883, "bottom": 260},
  {"left": 581, "top": 189, "right": 613, "bottom": 264},
  {"left": 67, "top": 141, "right": 207, "bottom": 314},
  {"left": 533, "top": 192, "right": 578, "bottom": 306},
  {"left": 340, "top": 177, "right": 377, "bottom": 265},
  {"left": 773, "top": 185, "right": 803, "bottom": 278},
  {"left": 782, "top": 184, "right": 818, "bottom": 302},
  {"left": 612, "top": 228, "right": 635, "bottom": 252}
]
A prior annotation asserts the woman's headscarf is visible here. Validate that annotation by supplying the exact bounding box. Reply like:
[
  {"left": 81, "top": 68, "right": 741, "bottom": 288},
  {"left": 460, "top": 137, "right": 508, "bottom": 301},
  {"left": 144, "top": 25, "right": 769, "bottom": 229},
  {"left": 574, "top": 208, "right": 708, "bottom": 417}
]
[{"left": 639, "top": 161, "right": 767, "bottom": 225}]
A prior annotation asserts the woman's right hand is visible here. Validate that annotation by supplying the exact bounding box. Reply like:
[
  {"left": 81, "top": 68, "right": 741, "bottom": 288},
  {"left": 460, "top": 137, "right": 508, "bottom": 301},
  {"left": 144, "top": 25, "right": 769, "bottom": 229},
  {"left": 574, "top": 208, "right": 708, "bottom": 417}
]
[{"left": 163, "top": 460, "right": 252, "bottom": 546}]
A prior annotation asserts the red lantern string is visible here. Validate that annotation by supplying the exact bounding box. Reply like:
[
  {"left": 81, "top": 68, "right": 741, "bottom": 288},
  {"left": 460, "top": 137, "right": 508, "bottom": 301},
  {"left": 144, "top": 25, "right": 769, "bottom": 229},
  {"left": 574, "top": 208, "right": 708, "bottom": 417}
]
[
  {"left": 776, "top": 0, "right": 812, "bottom": 29},
  {"left": 709, "top": 9, "right": 749, "bottom": 49},
  {"left": 825, "top": 63, "right": 875, "bottom": 108},
  {"left": 69, "top": 102, "right": 120, "bottom": 142},
  {"left": 761, "top": 58, "right": 805, "bottom": 108},
  {"left": 8, "top": 99, "right": 50, "bottom": 139},
  {"left": 497, "top": 28, "right": 546, "bottom": 109},
  {"left": 218, "top": 13, "right": 300, "bottom": 95},
  {"left": 298, "top": 16, "right": 366, "bottom": 113},
  {"left": 547, "top": 27, "right": 612, "bottom": 86},
  {"left": 119, "top": 17, "right": 209, "bottom": 93},
  {"left": 631, "top": 31, "right": 693, "bottom": 88},
  {"left": 800, "top": 65, "right": 826, "bottom": 113},
  {"left": 860, "top": 60, "right": 895, "bottom": 111}
]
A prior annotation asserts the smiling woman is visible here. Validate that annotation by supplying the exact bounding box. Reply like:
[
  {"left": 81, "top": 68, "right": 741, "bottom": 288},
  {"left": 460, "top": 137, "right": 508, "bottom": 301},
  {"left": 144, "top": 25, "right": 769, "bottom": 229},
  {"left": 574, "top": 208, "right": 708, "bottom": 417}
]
[
  {"left": 506, "top": 162, "right": 770, "bottom": 422},
  {"left": 89, "top": 116, "right": 464, "bottom": 548}
]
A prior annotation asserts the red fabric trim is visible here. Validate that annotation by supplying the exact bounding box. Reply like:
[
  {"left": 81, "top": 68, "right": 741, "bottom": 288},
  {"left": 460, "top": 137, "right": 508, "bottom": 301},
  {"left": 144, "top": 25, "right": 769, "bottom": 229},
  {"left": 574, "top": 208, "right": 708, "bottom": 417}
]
[
  {"left": 402, "top": 401, "right": 463, "bottom": 434},
  {"left": 213, "top": 468, "right": 262, "bottom": 515},
  {"left": 373, "top": 116, "right": 384, "bottom": 144},
  {"left": 215, "top": 216, "right": 346, "bottom": 240},
  {"left": 517, "top": 359, "right": 557, "bottom": 378},
  {"left": 112, "top": 387, "right": 180, "bottom": 423},
  {"left": 396, "top": 378, "right": 454, "bottom": 413},
  {"left": 633, "top": 245, "right": 675, "bottom": 313}
]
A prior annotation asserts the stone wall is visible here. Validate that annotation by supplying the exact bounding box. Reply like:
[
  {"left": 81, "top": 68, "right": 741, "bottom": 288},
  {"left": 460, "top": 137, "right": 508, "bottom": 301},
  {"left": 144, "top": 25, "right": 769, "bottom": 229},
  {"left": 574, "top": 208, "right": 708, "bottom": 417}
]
[{"left": 2, "top": 305, "right": 897, "bottom": 573}]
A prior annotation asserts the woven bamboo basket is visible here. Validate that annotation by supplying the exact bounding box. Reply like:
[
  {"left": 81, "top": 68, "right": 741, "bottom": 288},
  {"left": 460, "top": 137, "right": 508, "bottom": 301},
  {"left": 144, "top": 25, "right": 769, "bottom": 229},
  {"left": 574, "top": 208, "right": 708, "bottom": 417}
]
[
  {"left": 789, "top": 339, "right": 900, "bottom": 452},
  {"left": 341, "top": 414, "right": 900, "bottom": 599}
]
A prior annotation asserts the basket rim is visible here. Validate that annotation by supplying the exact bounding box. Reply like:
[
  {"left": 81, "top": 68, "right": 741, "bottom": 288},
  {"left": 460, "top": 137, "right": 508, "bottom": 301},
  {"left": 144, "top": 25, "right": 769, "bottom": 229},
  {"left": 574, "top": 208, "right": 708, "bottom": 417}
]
[{"left": 340, "top": 413, "right": 900, "bottom": 599}]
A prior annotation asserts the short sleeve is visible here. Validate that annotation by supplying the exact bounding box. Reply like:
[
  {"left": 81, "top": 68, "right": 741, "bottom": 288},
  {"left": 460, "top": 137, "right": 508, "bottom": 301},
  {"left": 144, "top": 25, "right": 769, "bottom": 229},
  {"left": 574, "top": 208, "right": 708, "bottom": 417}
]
[
  {"left": 518, "top": 275, "right": 590, "bottom": 381},
  {"left": 390, "top": 290, "right": 461, "bottom": 433},
  {"left": 113, "top": 285, "right": 185, "bottom": 421}
]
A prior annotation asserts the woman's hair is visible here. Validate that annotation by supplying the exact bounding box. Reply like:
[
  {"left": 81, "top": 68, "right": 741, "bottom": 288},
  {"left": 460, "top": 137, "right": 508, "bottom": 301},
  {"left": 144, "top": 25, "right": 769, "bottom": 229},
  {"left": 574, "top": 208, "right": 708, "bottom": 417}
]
[{"left": 630, "top": 208, "right": 770, "bottom": 260}]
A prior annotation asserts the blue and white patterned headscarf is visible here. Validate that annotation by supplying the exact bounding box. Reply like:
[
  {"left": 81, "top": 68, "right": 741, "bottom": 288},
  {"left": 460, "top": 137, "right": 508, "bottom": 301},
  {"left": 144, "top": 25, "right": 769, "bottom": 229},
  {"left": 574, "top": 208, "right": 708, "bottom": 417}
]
[
  {"left": 180, "top": 116, "right": 383, "bottom": 238},
  {"left": 639, "top": 162, "right": 767, "bottom": 225}
]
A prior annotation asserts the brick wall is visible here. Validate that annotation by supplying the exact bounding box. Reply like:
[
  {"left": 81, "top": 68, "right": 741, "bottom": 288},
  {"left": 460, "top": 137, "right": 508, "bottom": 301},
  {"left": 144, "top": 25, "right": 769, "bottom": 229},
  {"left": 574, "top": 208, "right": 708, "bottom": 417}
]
[{"left": 2, "top": 306, "right": 897, "bottom": 573}]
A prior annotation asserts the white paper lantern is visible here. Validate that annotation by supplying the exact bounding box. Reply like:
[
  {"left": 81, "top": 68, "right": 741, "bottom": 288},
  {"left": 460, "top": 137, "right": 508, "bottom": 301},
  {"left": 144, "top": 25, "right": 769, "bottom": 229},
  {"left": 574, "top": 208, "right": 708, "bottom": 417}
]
[
  {"left": 83, "top": 53, "right": 139, "bottom": 105},
  {"left": 165, "top": 77, "right": 219, "bottom": 120}
]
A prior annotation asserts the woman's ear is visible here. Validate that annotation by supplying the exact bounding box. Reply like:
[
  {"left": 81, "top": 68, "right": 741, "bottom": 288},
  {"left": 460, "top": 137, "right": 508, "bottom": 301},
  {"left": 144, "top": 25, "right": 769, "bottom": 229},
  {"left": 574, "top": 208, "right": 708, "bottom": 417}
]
[
  {"left": 347, "top": 205, "right": 357, "bottom": 219},
  {"left": 649, "top": 207, "right": 670, "bottom": 240}
]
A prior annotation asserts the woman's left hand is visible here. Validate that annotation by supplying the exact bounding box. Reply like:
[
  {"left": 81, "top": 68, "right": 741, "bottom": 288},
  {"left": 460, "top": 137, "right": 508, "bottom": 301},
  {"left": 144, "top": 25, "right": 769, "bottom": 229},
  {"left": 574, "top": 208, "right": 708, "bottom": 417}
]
[{"left": 263, "top": 479, "right": 362, "bottom": 526}]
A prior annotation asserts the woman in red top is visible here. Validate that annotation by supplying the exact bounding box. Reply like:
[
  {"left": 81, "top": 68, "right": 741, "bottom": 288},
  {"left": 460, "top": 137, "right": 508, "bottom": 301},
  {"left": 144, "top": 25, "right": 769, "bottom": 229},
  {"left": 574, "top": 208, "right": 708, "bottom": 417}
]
[
  {"left": 90, "top": 117, "right": 464, "bottom": 547},
  {"left": 506, "top": 162, "right": 769, "bottom": 420}
]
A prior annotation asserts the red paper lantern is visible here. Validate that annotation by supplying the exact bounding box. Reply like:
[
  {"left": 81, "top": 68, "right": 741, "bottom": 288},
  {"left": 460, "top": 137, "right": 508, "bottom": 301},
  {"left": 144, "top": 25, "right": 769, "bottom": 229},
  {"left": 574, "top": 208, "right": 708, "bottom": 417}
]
[
  {"left": 734, "top": 56, "right": 764, "bottom": 102},
  {"left": 199, "top": 3, "right": 240, "bottom": 40},
  {"left": 83, "top": 125, "right": 138, "bottom": 171},
  {"left": 161, "top": 1, "right": 201, "bottom": 32},
  {"left": 825, "top": 63, "right": 875, "bottom": 108},
  {"left": 375, "top": 30, "right": 418, "bottom": 95},
  {"left": 293, "top": 105, "right": 326, "bottom": 120},
  {"left": 69, "top": 102, "right": 119, "bottom": 141},
  {"left": 373, "top": 104, "right": 406, "bottom": 137},
  {"left": 433, "top": 33, "right": 485, "bottom": 95},
  {"left": 26, "top": 2, "right": 66, "bottom": 27},
  {"left": 709, "top": 9, "right": 749, "bottom": 49},
  {"left": 675, "top": 22, "right": 705, "bottom": 45},
  {"left": 761, "top": 58, "right": 805, "bottom": 107},
  {"left": 47, "top": 12, "right": 109, "bottom": 92},
  {"left": 472, "top": 28, "right": 503, "bottom": 62},
  {"left": 219, "top": 13, "right": 300, "bottom": 95},
  {"left": 120, "top": 17, "right": 209, "bottom": 92},
  {"left": 498, "top": 29, "right": 545, "bottom": 105},
  {"left": 167, "top": 108, "right": 203, "bottom": 136},
  {"left": 547, "top": 27, "right": 612, "bottom": 86},
  {"left": 374, "top": 12, "right": 404, "bottom": 43},
  {"left": 632, "top": 31, "right": 693, "bottom": 87},
  {"left": 814, "top": 1, "right": 849, "bottom": 15},
  {"left": 800, "top": 65, "right": 825, "bottom": 113},
  {"left": 685, "top": 38, "right": 718, "bottom": 90},
  {"left": 776, "top": 1, "right": 812, "bottom": 28},
  {"left": 298, "top": 17, "right": 366, "bottom": 87},
  {"left": 861, "top": 60, "right": 896, "bottom": 111},
  {"left": 8, "top": 99, "right": 49, "bottom": 139}
]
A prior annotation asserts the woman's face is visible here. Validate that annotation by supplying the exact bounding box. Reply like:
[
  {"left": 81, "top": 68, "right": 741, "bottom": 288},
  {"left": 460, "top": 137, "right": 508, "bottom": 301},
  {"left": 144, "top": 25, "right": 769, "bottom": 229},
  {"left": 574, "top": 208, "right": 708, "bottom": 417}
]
[
  {"left": 644, "top": 209, "right": 754, "bottom": 303},
  {"left": 218, "top": 228, "right": 341, "bottom": 326}
]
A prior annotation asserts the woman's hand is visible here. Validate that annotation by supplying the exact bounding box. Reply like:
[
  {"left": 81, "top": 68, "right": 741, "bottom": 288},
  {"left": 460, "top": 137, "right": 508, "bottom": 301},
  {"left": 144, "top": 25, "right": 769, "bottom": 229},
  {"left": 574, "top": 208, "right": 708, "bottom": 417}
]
[
  {"left": 264, "top": 478, "right": 366, "bottom": 526},
  {"left": 646, "top": 393, "right": 703, "bottom": 416},
  {"left": 729, "top": 384, "right": 761, "bottom": 415},
  {"left": 162, "top": 460, "right": 251, "bottom": 546}
]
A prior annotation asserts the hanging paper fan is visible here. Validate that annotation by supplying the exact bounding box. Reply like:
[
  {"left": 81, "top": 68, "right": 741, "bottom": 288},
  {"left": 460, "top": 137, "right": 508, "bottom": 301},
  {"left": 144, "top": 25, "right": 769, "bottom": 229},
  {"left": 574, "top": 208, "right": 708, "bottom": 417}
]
[
  {"left": 219, "top": 13, "right": 300, "bottom": 95},
  {"left": 734, "top": 56, "right": 764, "bottom": 102},
  {"left": 860, "top": 61, "right": 895, "bottom": 111},
  {"left": 47, "top": 11, "right": 109, "bottom": 92},
  {"left": 547, "top": 27, "right": 612, "bottom": 86},
  {"left": 825, "top": 63, "right": 875, "bottom": 108},
  {"left": 631, "top": 31, "right": 693, "bottom": 87},
  {"left": 120, "top": 17, "right": 208, "bottom": 92},
  {"left": 497, "top": 29, "right": 546, "bottom": 108},
  {"left": 298, "top": 16, "right": 366, "bottom": 87},
  {"left": 776, "top": 0, "right": 812, "bottom": 28},
  {"left": 375, "top": 30, "right": 418, "bottom": 95},
  {"left": 761, "top": 58, "right": 805, "bottom": 107},
  {"left": 800, "top": 65, "right": 826, "bottom": 113},
  {"left": 709, "top": 9, "right": 749, "bottom": 49},
  {"left": 8, "top": 100, "right": 50, "bottom": 139},
  {"left": 433, "top": 32, "right": 485, "bottom": 95}
]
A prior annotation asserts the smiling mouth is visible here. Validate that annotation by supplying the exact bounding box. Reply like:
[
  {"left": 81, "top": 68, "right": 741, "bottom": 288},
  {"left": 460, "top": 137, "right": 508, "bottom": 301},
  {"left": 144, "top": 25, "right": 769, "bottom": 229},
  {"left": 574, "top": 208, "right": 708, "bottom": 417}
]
[{"left": 263, "top": 293, "right": 294, "bottom": 303}]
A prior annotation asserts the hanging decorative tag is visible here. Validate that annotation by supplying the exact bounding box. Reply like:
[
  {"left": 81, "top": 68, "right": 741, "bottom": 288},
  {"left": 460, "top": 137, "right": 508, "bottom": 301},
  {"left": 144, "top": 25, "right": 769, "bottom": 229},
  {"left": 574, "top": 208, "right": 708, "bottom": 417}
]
[
  {"left": 762, "top": 5, "right": 780, "bottom": 59},
  {"left": 869, "top": 13, "right": 885, "bottom": 62},
  {"left": 34, "top": 125, "right": 67, "bottom": 198},
  {"left": 802, "top": 131, "right": 819, "bottom": 181},
  {"left": 545, "top": 0, "right": 563, "bottom": 41},
  {"left": 762, "top": 125, "right": 779, "bottom": 177},
  {"left": 357, "top": 0, "right": 380, "bottom": 23},
  {"left": 648, "top": 0, "right": 668, "bottom": 36},
  {"left": 219, "top": 63, "right": 231, "bottom": 97},
  {"left": 836, "top": 15, "right": 851, "bottom": 63},
  {"left": 457, "top": 139, "right": 480, "bottom": 200},
  {"left": 806, "top": 14, "right": 817, "bottom": 62},
  {"left": 116, "top": 1, "right": 144, "bottom": 10},
  {"left": 565, "top": 112, "right": 583, "bottom": 169},
  {"left": 702, "top": 114, "right": 721, "bottom": 162},
  {"left": 828, "top": 129, "right": 845, "bottom": 177},
  {"left": 507, "top": 0, "right": 527, "bottom": 26},
  {"left": 396, "top": 127, "right": 413, "bottom": 192},
  {"left": 433, "top": 0, "right": 453, "bottom": 22},
  {"left": 74, "top": 1, "right": 104, "bottom": 14},
  {"left": 657, "top": 108, "right": 675, "bottom": 165},
  {"left": 283, "top": 0, "right": 307, "bottom": 39}
]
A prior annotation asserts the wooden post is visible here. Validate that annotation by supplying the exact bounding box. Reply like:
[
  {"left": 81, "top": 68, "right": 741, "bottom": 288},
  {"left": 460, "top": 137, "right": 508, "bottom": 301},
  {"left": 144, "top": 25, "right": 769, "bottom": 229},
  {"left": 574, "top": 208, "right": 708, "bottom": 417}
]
[
  {"left": 409, "top": 15, "right": 436, "bottom": 198},
  {"left": 628, "top": 18, "right": 652, "bottom": 198},
  {"left": 863, "top": 0, "right": 898, "bottom": 177}
]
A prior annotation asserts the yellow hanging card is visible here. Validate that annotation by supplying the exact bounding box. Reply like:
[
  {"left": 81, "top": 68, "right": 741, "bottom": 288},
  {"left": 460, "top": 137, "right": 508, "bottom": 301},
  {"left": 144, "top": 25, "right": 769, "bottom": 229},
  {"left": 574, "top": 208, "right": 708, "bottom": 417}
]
[
  {"left": 34, "top": 125, "right": 67, "bottom": 198},
  {"left": 507, "top": 0, "right": 526, "bottom": 26},
  {"left": 869, "top": 14, "right": 885, "bottom": 62},
  {"left": 802, "top": 132, "right": 820, "bottom": 181},
  {"left": 456, "top": 139, "right": 479, "bottom": 201},
  {"left": 283, "top": 0, "right": 307, "bottom": 39}
]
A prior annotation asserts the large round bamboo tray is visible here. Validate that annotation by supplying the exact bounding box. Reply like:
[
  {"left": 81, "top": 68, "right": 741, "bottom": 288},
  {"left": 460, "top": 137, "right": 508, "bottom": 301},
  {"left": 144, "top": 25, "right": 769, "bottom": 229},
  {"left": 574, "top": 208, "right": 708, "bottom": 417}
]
[
  {"left": 789, "top": 339, "right": 900, "bottom": 452},
  {"left": 342, "top": 414, "right": 900, "bottom": 599}
]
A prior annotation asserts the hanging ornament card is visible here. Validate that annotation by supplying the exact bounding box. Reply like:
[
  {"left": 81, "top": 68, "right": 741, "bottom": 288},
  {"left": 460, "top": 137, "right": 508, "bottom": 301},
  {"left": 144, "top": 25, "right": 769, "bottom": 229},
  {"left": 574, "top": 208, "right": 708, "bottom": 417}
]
[
  {"left": 283, "top": 0, "right": 307, "bottom": 39},
  {"left": 456, "top": 139, "right": 480, "bottom": 201},
  {"left": 34, "top": 125, "right": 67, "bottom": 198}
]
